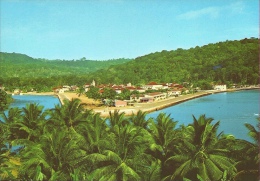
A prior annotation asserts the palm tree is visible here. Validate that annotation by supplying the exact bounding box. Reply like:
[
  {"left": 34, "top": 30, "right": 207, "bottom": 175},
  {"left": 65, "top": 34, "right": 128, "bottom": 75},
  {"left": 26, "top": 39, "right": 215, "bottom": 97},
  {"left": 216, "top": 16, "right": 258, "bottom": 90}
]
[
  {"left": 1, "top": 107, "right": 22, "bottom": 125},
  {"left": 10, "top": 103, "right": 47, "bottom": 142},
  {"left": 0, "top": 107, "right": 22, "bottom": 149},
  {"left": 76, "top": 87, "right": 85, "bottom": 97},
  {"left": 107, "top": 110, "right": 129, "bottom": 129},
  {"left": 165, "top": 115, "right": 236, "bottom": 181},
  {"left": 86, "top": 111, "right": 151, "bottom": 180},
  {"left": 19, "top": 128, "right": 82, "bottom": 180},
  {"left": 129, "top": 110, "right": 151, "bottom": 129},
  {"left": 147, "top": 113, "right": 179, "bottom": 179},
  {"left": 232, "top": 118, "right": 259, "bottom": 181},
  {"left": 86, "top": 126, "right": 145, "bottom": 181},
  {"left": 0, "top": 125, "right": 19, "bottom": 180},
  {"left": 48, "top": 98, "right": 92, "bottom": 130},
  {"left": 89, "top": 150, "right": 141, "bottom": 181},
  {"left": 76, "top": 113, "right": 112, "bottom": 154}
]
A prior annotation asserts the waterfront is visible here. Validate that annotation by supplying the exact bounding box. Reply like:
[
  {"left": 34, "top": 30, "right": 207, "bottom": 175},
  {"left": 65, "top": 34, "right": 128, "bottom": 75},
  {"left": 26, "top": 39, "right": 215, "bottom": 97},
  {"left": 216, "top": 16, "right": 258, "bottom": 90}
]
[
  {"left": 8, "top": 90, "right": 259, "bottom": 141},
  {"left": 147, "top": 89, "right": 259, "bottom": 141},
  {"left": 10, "top": 94, "right": 60, "bottom": 110}
]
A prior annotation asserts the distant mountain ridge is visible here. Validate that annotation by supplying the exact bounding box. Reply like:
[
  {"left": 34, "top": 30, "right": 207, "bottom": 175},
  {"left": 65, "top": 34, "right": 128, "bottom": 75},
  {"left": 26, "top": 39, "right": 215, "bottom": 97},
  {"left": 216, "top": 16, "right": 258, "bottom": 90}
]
[
  {"left": 0, "top": 37, "right": 258, "bottom": 92},
  {"left": 86, "top": 38, "right": 258, "bottom": 86},
  {"left": 0, "top": 52, "right": 132, "bottom": 78}
]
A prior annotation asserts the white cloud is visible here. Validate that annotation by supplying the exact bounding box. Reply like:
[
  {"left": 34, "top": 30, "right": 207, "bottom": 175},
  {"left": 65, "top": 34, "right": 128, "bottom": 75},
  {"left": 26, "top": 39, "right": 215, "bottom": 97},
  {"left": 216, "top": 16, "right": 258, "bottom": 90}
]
[
  {"left": 178, "top": 1, "right": 246, "bottom": 20},
  {"left": 178, "top": 7, "right": 220, "bottom": 20},
  {"left": 228, "top": 1, "right": 245, "bottom": 14}
]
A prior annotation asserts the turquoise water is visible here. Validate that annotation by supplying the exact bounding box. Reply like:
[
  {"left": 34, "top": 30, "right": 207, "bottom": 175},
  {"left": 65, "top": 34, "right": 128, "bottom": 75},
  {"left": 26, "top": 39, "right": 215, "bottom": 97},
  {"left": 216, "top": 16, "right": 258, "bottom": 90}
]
[
  {"left": 2, "top": 95, "right": 60, "bottom": 120},
  {"left": 7, "top": 91, "right": 260, "bottom": 141},
  {"left": 10, "top": 95, "right": 60, "bottom": 110},
  {"left": 147, "top": 90, "right": 259, "bottom": 141},
  {"left": 4, "top": 95, "right": 61, "bottom": 151}
]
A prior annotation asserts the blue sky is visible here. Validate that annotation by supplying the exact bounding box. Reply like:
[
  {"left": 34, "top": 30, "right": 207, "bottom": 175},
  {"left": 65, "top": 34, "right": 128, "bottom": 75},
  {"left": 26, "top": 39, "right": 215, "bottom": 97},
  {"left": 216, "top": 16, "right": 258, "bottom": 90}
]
[{"left": 1, "top": 0, "right": 258, "bottom": 60}]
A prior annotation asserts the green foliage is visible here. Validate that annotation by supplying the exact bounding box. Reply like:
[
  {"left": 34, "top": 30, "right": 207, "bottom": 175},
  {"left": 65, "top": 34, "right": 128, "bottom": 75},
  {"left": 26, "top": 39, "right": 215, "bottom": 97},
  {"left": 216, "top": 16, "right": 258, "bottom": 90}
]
[
  {"left": 85, "top": 86, "right": 100, "bottom": 100},
  {"left": 101, "top": 88, "right": 117, "bottom": 100},
  {"left": 0, "top": 52, "right": 131, "bottom": 91},
  {"left": 1, "top": 99, "right": 259, "bottom": 180},
  {"left": 0, "top": 52, "right": 132, "bottom": 79},
  {"left": 0, "top": 89, "right": 13, "bottom": 112},
  {"left": 1, "top": 38, "right": 258, "bottom": 92},
  {"left": 88, "top": 38, "right": 258, "bottom": 85}
]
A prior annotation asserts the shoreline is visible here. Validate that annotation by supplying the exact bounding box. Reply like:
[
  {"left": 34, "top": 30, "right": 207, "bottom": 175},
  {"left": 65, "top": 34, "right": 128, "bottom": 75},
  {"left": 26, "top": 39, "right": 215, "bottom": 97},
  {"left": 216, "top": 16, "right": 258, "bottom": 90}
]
[
  {"left": 15, "top": 87, "right": 259, "bottom": 117},
  {"left": 92, "top": 91, "right": 218, "bottom": 117}
]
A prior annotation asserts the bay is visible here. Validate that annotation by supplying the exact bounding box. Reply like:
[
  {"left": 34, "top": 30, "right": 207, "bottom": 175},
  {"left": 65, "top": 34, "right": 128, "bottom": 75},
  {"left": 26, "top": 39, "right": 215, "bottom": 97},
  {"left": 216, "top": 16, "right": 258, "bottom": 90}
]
[
  {"left": 4, "top": 95, "right": 61, "bottom": 151},
  {"left": 7, "top": 90, "right": 259, "bottom": 142},
  {"left": 10, "top": 95, "right": 61, "bottom": 110},
  {"left": 147, "top": 90, "right": 259, "bottom": 142}
]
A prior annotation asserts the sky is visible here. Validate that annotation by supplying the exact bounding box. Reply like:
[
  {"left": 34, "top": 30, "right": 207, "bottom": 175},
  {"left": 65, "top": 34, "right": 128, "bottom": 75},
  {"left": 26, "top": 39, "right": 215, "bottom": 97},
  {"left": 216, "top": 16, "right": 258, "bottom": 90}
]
[{"left": 0, "top": 0, "right": 258, "bottom": 60}]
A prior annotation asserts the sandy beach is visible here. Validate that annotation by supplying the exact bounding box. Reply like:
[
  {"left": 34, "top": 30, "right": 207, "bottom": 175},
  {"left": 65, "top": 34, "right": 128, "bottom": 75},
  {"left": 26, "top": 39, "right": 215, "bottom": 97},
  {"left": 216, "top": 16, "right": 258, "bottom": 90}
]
[{"left": 60, "top": 91, "right": 213, "bottom": 117}]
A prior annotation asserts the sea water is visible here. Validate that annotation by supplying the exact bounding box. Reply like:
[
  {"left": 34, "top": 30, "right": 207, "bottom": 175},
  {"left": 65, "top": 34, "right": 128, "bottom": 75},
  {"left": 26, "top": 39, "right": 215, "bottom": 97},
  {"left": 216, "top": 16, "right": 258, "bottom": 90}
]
[
  {"left": 5, "top": 91, "right": 260, "bottom": 141},
  {"left": 2, "top": 95, "right": 60, "bottom": 121},
  {"left": 2, "top": 95, "right": 61, "bottom": 151},
  {"left": 147, "top": 90, "right": 259, "bottom": 141},
  {"left": 10, "top": 95, "right": 60, "bottom": 109}
]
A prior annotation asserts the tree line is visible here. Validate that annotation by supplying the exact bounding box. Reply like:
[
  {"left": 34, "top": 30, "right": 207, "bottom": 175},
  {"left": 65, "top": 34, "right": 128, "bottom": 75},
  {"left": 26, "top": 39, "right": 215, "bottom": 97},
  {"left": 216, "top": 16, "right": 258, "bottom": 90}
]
[
  {"left": 0, "top": 97, "right": 259, "bottom": 180},
  {"left": 0, "top": 52, "right": 131, "bottom": 92},
  {"left": 0, "top": 38, "right": 258, "bottom": 92},
  {"left": 86, "top": 38, "right": 258, "bottom": 88}
]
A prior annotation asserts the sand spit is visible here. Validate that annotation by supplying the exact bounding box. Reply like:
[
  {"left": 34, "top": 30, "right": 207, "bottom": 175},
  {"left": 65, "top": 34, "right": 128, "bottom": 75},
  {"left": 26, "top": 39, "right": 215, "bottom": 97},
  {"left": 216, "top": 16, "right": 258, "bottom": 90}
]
[{"left": 20, "top": 87, "right": 259, "bottom": 118}]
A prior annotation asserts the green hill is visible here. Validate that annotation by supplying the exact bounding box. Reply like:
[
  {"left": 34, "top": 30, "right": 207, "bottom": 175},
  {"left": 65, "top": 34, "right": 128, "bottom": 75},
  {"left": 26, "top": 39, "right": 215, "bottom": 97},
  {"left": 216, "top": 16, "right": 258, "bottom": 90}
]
[
  {"left": 0, "top": 38, "right": 258, "bottom": 91},
  {"left": 0, "top": 52, "right": 132, "bottom": 78},
  {"left": 87, "top": 38, "right": 259, "bottom": 87}
]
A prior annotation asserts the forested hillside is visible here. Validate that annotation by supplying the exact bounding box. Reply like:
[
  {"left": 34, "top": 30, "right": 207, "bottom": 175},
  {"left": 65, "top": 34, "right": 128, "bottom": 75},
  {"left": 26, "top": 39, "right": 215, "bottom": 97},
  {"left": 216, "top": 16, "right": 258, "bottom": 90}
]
[
  {"left": 87, "top": 38, "right": 258, "bottom": 87},
  {"left": 0, "top": 52, "right": 132, "bottom": 78},
  {"left": 0, "top": 38, "right": 258, "bottom": 91}
]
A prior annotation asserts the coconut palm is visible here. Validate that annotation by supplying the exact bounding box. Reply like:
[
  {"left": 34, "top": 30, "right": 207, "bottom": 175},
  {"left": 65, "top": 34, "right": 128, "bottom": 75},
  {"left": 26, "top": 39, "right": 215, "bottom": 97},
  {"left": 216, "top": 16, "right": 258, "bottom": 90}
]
[
  {"left": 107, "top": 110, "right": 129, "bottom": 129},
  {"left": 76, "top": 113, "right": 112, "bottom": 154},
  {"left": 232, "top": 118, "right": 259, "bottom": 181},
  {"left": 48, "top": 98, "right": 92, "bottom": 130},
  {"left": 19, "top": 128, "right": 82, "bottom": 180},
  {"left": 87, "top": 126, "right": 146, "bottom": 181},
  {"left": 76, "top": 87, "right": 85, "bottom": 97},
  {"left": 165, "top": 115, "right": 236, "bottom": 181},
  {"left": 10, "top": 103, "right": 47, "bottom": 142},
  {"left": 0, "top": 125, "right": 19, "bottom": 180},
  {"left": 89, "top": 149, "right": 141, "bottom": 181},
  {"left": 147, "top": 113, "right": 179, "bottom": 179},
  {"left": 0, "top": 107, "right": 22, "bottom": 149},
  {"left": 1, "top": 107, "right": 22, "bottom": 125},
  {"left": 86, "top": 111, "right": 151, "bottom": 180},
  {"left": 129, "top": 110, "right": 152, "bottom": 129}
]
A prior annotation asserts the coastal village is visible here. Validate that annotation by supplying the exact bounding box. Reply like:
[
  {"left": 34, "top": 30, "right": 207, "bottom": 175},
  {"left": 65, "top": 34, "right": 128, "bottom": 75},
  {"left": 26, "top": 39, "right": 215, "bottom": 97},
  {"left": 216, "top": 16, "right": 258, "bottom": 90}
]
[
  {"left": 49, "top": 80, "right": 255, "bottom": 116},
  {"left": 5, "top": 81, "right": 258, "bottom": 117},
  {"left": 52, "top": 80, "right": 227, "bottom": 104}
]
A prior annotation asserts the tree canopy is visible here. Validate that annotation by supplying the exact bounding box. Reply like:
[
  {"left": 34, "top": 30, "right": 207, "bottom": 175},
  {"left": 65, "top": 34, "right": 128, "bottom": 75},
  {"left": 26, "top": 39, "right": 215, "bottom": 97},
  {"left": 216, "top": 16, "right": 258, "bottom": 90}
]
[
  {"left": 0, "top": 99, "right": 258, "bottom": 180},
  {"left": 87, "top": 38, "right": 258, "bottom": 86},
  {"left": 0, "top": 38, "right": 258, "bottom": 92}
]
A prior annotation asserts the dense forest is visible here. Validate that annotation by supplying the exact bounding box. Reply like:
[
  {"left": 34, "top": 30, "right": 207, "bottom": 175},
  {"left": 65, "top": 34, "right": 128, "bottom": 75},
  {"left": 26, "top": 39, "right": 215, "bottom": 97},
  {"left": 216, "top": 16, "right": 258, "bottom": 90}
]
[
  {"left": 87, "top": 38, "right": 258, "bottom": 87},
  {"left": 0, "top": 38, "right": 258, "bottom": 92},
  {"left": 0, "top": 52, "right": 132, "bottom": 78},
  {"left": 0, "top": 95, "right": 259, "bottom": 180},
  {"left": 0, "top": 53, "right": 131, "bottom": 91}
]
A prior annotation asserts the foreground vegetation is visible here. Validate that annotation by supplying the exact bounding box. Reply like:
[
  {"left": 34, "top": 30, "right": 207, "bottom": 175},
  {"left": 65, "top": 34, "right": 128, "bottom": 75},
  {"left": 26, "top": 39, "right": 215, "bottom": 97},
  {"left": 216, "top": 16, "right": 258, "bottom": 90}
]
[
  {"left": 0, "top": 38, "right": 258, "bottom": 92},
  {"left": 0, "top": 98, "right": 259, "bottom": 181}
]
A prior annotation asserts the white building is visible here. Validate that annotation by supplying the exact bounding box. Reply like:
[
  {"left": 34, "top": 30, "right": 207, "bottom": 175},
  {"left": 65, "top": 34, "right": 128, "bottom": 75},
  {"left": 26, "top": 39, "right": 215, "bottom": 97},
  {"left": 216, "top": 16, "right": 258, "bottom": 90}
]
[
  {"left": 142, "top": 82, "right": 163, "bottom": 90},
  {"left": 214, "top": 84, "right": 227, "bottom": 91}
]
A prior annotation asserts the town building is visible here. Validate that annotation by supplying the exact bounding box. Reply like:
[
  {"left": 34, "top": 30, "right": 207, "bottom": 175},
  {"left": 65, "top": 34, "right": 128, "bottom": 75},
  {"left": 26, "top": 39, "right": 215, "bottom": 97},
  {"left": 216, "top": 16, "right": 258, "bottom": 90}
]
[{"left": 214, "top": 84, "right": 227, "bottom": 91}]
